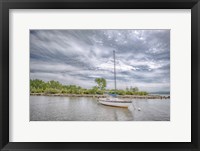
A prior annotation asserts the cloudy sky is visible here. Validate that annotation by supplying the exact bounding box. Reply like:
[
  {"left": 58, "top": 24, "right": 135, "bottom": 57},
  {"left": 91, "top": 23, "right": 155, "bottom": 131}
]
[{"left": 30, "top": 29, "right": 170, "bottom": 92}]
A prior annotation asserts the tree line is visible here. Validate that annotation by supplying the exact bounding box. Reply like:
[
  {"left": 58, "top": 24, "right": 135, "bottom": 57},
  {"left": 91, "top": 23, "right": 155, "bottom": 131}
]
[{"left": 30, "top": 78, "right": 148, "bottom": 95}]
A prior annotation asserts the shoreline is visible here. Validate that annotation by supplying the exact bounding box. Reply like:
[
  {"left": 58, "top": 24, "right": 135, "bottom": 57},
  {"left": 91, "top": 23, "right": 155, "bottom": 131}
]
[{"left": 30, "top": 93, "right": 170, "bottom": 99}]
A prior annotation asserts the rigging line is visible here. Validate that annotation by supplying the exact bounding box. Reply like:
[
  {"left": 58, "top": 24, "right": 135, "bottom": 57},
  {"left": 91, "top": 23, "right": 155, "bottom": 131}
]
[{"left": 113, "top": 50, "right": 117, "bottom": 91}]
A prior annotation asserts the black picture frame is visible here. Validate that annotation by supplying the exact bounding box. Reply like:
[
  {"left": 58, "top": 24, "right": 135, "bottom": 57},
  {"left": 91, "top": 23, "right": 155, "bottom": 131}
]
[{"left": 0, "top": 0, "right": 199, "bottom": 151}]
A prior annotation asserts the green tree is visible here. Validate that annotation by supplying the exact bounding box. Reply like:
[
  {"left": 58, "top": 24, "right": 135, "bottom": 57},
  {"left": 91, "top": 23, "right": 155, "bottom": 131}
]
[
  {"left": 130, "top": 86, "right": 139, "bottom": 92},
  {"left": 95, "top": 78, "right": 106, "bottom": 91},
  {"left": 46, "top": 80, "right": 62, "bottom": 89},
  {"left": 132, "top": 87, "right": 139, "bottom": 92},
  {"left": 30, "top": 79, "right": 46, "bottom": 93}
]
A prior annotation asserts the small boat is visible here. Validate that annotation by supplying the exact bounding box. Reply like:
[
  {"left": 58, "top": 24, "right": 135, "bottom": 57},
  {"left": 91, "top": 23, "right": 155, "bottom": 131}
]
[
  {"left": 98, "top": 97, "right": 131, "bottom": 108},
  {"left": 98, "top": 50, "right": 132, "bottom": 108}
]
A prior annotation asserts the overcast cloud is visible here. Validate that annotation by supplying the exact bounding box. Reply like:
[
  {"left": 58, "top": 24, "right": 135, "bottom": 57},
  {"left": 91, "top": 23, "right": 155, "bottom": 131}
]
[{"left": 30, "top": 30, "right": 170, "bottom": 92}]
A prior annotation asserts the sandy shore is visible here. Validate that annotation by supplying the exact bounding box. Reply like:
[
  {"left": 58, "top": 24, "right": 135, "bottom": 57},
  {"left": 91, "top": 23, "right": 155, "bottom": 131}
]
[{"left": 30, "top": 93, "right": 170, "bottom": 99}]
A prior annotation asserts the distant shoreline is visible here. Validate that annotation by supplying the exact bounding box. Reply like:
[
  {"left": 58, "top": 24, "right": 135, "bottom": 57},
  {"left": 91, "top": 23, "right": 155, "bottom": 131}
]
[{"left": 30, "top": 93, "right": 170, "bottom": 99}]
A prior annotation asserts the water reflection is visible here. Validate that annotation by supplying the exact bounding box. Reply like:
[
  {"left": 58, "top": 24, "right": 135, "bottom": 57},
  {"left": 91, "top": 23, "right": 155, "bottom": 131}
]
[{"left": 30, "top": 96, "right": 170, "bottom": 121}]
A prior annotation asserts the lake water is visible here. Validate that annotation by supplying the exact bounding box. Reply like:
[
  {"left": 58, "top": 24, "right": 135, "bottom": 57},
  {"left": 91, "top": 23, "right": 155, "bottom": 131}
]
[{"left": 30, "top": 96, "right": 170, "bottom": 121}]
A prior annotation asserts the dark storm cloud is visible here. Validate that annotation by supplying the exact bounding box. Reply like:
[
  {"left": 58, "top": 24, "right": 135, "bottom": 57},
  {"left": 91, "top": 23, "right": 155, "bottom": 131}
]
[{"left": 30, "top": 29, "right": 170, "bottom": 92}]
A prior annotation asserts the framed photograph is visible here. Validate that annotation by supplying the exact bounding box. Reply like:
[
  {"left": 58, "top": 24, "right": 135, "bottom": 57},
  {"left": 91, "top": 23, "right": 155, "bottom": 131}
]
[{"left": 0, "top": 0, "right": 199, "bottom": 151}]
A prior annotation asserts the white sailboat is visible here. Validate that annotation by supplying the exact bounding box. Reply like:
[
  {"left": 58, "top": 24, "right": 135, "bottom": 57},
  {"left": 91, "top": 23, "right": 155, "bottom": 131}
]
[{"left": 98, "top": 50, "right": 132, "bottom": 108}]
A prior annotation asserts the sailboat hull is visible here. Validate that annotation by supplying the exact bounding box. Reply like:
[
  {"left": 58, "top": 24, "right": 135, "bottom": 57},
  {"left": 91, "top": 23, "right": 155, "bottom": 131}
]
[{"left": 98, "top": 99, "right": 131, "bottom": 108}]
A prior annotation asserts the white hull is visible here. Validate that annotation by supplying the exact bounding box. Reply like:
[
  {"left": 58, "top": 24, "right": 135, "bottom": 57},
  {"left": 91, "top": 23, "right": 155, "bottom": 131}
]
[{"left": 98, "top": 98, "right": 131, "bottom": 108}]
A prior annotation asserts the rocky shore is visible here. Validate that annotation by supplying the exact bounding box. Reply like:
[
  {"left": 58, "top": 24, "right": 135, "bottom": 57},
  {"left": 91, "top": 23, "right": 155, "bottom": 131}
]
[{"left": 30, "top": 93, "right": 170, "bottom": 99}]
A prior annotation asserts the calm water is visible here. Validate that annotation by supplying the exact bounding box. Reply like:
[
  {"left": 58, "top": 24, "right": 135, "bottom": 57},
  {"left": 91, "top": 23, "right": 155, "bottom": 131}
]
[{"left": 30, "top": 96, "right": 170, "bottom": 121}]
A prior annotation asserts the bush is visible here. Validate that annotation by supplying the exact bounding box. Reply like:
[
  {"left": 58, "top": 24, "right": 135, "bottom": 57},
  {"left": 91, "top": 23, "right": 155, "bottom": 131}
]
[
  {"left": 61, "top": 89, "right": 68, "bottom": 94},
  {"left": 31, "top": 88, "right": 43, "bottom": 93},
  {"left": 44, "top": 88, "right": 61, "bottom": 94}
]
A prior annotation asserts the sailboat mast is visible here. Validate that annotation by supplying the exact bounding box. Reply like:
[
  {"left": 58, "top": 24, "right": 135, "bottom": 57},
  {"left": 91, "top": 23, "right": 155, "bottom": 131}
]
[{"left": 113, "top": 50, "right": 116, "bottom": 92}]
